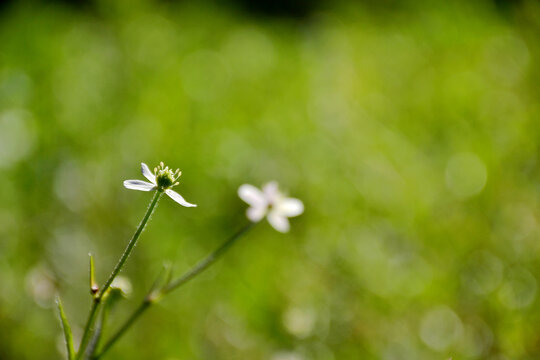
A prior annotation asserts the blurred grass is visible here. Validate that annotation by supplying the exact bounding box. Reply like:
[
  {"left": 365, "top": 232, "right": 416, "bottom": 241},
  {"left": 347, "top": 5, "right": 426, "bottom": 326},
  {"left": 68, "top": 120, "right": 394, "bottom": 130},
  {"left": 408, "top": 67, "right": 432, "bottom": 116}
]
[{"left": 0, "top": 0, "right": 539, "bottom": 359}]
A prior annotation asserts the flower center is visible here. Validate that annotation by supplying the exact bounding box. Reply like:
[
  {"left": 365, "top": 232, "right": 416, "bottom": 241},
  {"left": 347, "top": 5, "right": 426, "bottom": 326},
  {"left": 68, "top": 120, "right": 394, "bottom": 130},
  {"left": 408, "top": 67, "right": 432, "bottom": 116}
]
[
  {"left": 154, "top": 162, "right": 181, "bottom": 190},
  {"left": 156, "top": 170, "right": 175, "bottom": 188}
]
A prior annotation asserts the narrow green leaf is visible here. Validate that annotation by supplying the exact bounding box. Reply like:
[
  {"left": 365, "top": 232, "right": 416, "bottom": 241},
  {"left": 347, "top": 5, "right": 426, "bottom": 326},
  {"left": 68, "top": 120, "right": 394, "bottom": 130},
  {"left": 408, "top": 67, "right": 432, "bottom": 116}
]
[
  {"left": 89, "top": 253, "right": 98, "bottom": 296},
  {"left": 56, "top": 296, "right": 75, "bottom": 360}
]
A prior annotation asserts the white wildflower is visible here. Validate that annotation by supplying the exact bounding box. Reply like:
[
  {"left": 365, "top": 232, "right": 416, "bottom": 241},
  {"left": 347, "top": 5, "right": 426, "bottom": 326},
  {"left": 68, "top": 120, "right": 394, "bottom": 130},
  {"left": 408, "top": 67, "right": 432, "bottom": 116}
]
[
  {"left": 238, "top": 181, "right": 303, "bottom": 233},
  {"left": 123, "top": 162, "right": 197, "bottom": 207}
]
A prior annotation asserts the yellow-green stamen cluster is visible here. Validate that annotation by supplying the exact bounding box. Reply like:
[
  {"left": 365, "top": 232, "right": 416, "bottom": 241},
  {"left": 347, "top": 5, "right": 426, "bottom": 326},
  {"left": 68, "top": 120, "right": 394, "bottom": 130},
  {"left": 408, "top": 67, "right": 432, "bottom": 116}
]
[{"left": 154, "top": 162, "right": 181, "bottom": 190}]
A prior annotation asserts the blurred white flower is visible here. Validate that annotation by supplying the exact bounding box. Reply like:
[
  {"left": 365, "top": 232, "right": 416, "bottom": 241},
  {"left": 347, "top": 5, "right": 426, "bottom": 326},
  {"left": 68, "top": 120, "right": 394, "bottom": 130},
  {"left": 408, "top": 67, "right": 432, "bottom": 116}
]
[
  {"left": 123, "top": 162, "right": 196, "bottom": 207},
  {"left": 110, "top": 275, "right": 133, "bottom": 297},
  {"left": 25, "top": 264, "right": 56, "bottom": 308},
  {"left": 283, "top": 307, "right": 316, "bottom": 338},
  {"left": 238, "top": 182, "right": 303, "bottom": 233}
]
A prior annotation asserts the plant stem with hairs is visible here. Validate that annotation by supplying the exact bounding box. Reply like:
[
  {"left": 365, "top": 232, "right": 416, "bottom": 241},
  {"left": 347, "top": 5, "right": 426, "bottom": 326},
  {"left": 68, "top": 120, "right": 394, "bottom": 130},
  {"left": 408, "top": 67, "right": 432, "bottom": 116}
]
[
  {"left": 93, "top": 222, "right": 256, "bottom": 359},
  {"left": 76, "top": 191, "right": 163, "bottom": 360}
]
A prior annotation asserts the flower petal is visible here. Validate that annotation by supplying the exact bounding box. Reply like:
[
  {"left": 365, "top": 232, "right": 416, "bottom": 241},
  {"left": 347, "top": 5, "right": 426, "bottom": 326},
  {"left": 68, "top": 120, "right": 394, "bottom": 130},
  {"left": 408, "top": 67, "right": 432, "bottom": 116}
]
[
  {"left": 141, "top": 163, "right": 156, "bottom": 184},
  {"left": 267, "top": 211, "right": 290, "bottom": 233},
  {"left": 262, "top": 181, "right": 279, "bottom": 202},
  {"left": 277, "top": 198, "right": 304, "bottom": 217},
  {"left": 238, "top": 184, "right": 267, "bottom": 207},
  {"left": 123, "top": 180, "right": 157, "bottom": 191},
  {"left": 165, "top": 189, "right": 197, "bottom": 207},
  {"left": 247, "top": 206, "right": 267, "bottom": 222}
]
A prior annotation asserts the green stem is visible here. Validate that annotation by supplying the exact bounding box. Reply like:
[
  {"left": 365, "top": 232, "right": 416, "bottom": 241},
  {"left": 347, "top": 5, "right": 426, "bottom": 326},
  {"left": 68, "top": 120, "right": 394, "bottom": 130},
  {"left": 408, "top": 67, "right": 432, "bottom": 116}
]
[
  {"left": 93, "top": 300, "right": 151, "bottom": 359},
  {"left": 100, "top": 191, "right": 163, "bottom": 298},
  {"left": 94, "top": 222, "right": 255, "bottom": 359},
  {"left": 164, "top": 222, "right": 255, "bottom": 295},
  {"left": 86, "top": 294, "right": 111, "bottom": 359},
  {"left": 76, "top": 191, "right": 163, "bottom": 360},
  {"left": 76, "top": 300, "right": 99, "bottom": 360}
]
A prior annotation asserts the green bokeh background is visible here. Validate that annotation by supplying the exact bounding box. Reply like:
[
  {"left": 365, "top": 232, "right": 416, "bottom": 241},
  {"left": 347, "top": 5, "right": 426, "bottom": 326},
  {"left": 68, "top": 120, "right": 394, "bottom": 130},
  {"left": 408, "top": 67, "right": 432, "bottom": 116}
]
[{"left": 1, "top": 0, "right": 539, "bottom": 359}]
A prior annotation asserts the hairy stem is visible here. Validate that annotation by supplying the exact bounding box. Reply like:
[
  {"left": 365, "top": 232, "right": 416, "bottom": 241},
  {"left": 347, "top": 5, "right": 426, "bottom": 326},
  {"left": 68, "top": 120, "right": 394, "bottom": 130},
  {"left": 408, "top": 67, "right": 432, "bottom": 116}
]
[
  {"left": 76, "top": 191, "right": 162, "bottom": 359},
  {"left": 94, "top": 222, "right": 255, "bottom": 359},
  {"left": 100, "top": 191, "right": 162, "bottom": 298}
]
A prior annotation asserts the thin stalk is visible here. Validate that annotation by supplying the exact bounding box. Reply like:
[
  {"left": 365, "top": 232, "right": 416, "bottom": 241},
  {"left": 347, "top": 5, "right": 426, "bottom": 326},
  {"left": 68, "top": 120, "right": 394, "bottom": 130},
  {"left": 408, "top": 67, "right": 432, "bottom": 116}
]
[
  {"left": 164, "top": 222, "right": 255, "bottom": 295},
  {"left": 85, "top": 296, "right": 110, "bottom": 360},
  {"left": 100, "top": 191, "right": 163, "bottom": 298},
  {"left": 76, "top": 191, "right": 163, "bottom": 360},
  {"left": 94, "top": 222, "right": 255, "bottom": 359},
  {"left": 76, "top": 300, "right": 99, "bottom": 360},
  {"left": 93, "top": 300, "right": 151, "bottom": 359}
]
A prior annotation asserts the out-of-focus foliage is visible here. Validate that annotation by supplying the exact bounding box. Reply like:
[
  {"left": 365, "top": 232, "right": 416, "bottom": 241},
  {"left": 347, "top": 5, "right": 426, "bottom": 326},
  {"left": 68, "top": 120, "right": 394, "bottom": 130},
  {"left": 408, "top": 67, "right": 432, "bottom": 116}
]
[{"left": 0, "top": 0, "right": 539, "bottom": 359}]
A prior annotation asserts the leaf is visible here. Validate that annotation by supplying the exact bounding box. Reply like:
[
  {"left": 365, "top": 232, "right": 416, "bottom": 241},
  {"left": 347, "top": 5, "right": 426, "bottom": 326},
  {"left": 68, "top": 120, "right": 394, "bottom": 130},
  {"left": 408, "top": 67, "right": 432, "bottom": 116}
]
[
  {"left": 89, "top": 254, "right": 98, "bottom": 296},
  {"left": 56, "top": 296, "right": 75, "bottom": 360}
]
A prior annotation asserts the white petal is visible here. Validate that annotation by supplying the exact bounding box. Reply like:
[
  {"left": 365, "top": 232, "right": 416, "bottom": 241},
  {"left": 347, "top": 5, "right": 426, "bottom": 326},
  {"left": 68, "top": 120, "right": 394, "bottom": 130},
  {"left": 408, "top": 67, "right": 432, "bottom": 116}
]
[
  {"left": 165, "top": 189, "right": 197, "bottom": 207},
  {"left": 267, "top": 211, "right": 290, "bottom": 233},
  {"left": 123, "top": 180, "right": 156, "bottom": 191},
  {"left": 141, "top": 163, "right": 156, "bottom": 184},
  {"left": 276, "top": 198, "right": 304, "bottom": 217},
  {"left": 238, "top": 184, "right": 267, "bottom": 207},
  {"left": 247, "top": 206, "right": 267, "bottom": 222},
  {"left": 263, "top": 181, "right": 280, "bottom": 202}
]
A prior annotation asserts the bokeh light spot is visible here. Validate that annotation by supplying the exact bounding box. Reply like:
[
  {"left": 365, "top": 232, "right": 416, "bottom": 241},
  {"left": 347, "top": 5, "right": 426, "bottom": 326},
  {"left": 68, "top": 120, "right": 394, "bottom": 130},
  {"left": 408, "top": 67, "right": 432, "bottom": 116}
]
[
  {"left": 498, "top": 267, "right": 537, "bottom": 309},
  {"left": 445, "top": 152, "right": 487, "bottom": 198},
  {"left": 419, "top": 306, "right": 463, "bottom": 351},
  {"left": 283, "top": 306, "right": 316, "bottom": 339},
  {"left": 0, "top": 109, "right": 36, "bottom": 168},
  {"left": 461, "top": 251, "right": 503, "bottom": 295}
]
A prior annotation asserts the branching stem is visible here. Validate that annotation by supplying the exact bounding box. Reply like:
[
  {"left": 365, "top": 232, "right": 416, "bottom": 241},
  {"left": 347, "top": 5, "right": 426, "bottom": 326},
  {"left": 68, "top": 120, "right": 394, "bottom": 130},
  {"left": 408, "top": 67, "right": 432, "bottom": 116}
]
[
  {"left": 94, "top": 222, "right": 256, "bottom": 359},
  {"left": 76, "top": 191, "right": 163, "bottom": 359}
]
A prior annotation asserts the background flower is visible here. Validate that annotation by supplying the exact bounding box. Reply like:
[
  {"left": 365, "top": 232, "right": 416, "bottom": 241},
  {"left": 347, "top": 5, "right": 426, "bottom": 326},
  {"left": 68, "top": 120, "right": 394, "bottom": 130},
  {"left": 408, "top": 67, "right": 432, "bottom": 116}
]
[{"left": 239, "top": 182, "right": 303, "bottom": 232}]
